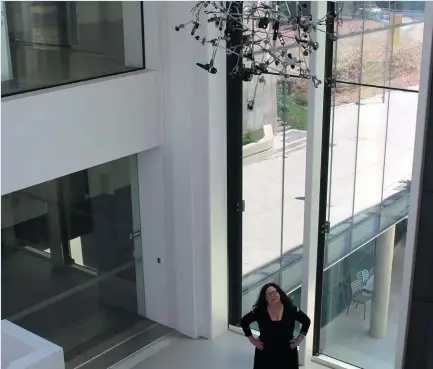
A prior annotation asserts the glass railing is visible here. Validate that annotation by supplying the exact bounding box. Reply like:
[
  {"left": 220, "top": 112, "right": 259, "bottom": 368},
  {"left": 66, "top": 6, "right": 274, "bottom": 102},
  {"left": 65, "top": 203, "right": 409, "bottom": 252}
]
[
  {"left": 242, "top": 186, "right": 410, "bottom": 312},
  {"left": 1, "top": 1, "right": 144, "bottom": 96}
]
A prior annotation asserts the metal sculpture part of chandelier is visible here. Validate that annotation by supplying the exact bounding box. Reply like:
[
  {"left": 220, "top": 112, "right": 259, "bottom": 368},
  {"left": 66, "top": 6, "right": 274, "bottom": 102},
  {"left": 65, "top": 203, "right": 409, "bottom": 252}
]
[{"left": 175, "top": 2, "right": 340, "bottom": 90}]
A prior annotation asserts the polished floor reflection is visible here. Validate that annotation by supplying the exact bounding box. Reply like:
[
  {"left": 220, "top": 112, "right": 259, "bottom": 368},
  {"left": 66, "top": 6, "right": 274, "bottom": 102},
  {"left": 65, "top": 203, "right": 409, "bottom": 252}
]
[
  {"left": 2, "top": 247, "right": 144, "bottom": 362},
  {"left": 1, "top": 155, "right": 147, "bottom": 364},
  {"left": 127, "top": 331, "right": 325, "bottom": 369}
]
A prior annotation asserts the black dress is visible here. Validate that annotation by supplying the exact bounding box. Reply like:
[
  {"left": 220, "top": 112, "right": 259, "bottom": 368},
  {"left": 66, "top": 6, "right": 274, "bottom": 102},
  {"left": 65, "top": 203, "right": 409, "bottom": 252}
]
[{"left": 240, "top": 303, "right": 311, "bottom": 369}]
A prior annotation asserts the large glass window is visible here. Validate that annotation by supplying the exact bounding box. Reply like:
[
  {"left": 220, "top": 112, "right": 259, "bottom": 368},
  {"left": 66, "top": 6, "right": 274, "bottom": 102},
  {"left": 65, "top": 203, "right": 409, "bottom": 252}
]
[
  {"left": 320, "top": 222, "right": 408, "bottom": 369},
  {"left": 1, "top": 155, "right": 148, "bottom": 365},
  {"left": 239, "top": 1, "right": 309, "bottom": 318},
  {"left": 235, "top": 6, "right": 423, "bottom": 367},
  {"left": 316, "top": 2, "right": 424, "bottom": 368},
  {"left": 242, "top": 39, "right": 308, "bottom": 312},
  {"left": 1, "top": 1, "right": 143, "bottom": 96}
]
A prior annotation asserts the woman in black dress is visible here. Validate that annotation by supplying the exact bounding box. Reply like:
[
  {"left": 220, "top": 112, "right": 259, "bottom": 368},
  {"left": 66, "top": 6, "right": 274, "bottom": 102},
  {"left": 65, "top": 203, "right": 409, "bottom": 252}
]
[{"left": 240, "top": 283, "right": 311, "bottom": 369}]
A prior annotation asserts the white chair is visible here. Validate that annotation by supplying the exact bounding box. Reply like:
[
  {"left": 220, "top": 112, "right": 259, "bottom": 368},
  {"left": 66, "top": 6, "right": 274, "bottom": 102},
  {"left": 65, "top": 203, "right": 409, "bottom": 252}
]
[
  {"left": 356, "top": 269, "right": 369, "bottom": 286},
  {"left": 346, "top": 280, "right": 372, "bottom": 320}
]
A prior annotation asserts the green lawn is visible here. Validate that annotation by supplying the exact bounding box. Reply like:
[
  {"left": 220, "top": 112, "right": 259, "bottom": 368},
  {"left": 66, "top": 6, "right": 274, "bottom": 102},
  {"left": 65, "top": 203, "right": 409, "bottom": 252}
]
[{"left": 277, "top": 93, "right": 308, "bottom": 131}]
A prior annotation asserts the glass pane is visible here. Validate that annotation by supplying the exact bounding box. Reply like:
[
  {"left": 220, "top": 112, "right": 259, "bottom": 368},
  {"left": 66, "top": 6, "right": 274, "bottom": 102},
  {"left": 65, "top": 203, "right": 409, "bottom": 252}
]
[
  {"left": 10, "top": 261, "right": 142, "bottom": 362},
  {"left": 360, "top": 22, "right": 389, "bottom": 93},
  {"left": 242, "top": 71, "right": 283, "bottom": 289},
  {"left": 320, "top": 239, "right": 376, "bottom": 342},
  {"left": 281, "top": 258, "right": 303, "bottom": 292},
  {"left": 380, "top": 89, "right": 418, "bottom": 228},
  {"left": 392, "top": 0, "right": 425, "bottom": 25},
  {"left": 387, "top": 2, "right": 425, "bottom": 91},
  {"left": 325, "top": 232, "right": 351, "bottom": 268},
  {"left": 320, "top": 222, "right": 407, "bottom": 368},
  {"left": 327, "top": 83, "right": 359, "bottom": 239},
  {"left": 334, "top": 20, "right": 363, "bottom": 85},
  {"left": 1, "top": 155, "right": 146, "bottom": 364},
  {"left": 64, "top": 157, "right": 136, "bottom": 272},
  {"left": 337, "top": 1, "right": 390, "bottom": 35},
  {"left": 1, "top": 1, "right": 143, "bottom": 96},
  {"left": 281, "top": 74, "right": 308, "bottom": 271},
  {"left": 353, "top": 86, "right": 388, "bottom": 218}
]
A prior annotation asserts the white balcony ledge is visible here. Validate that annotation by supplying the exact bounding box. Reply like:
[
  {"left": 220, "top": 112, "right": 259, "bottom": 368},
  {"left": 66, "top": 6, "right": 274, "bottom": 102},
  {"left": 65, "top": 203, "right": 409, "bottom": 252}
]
[{"left": 1, "top": 320, "right": 65, "bottom": 369}]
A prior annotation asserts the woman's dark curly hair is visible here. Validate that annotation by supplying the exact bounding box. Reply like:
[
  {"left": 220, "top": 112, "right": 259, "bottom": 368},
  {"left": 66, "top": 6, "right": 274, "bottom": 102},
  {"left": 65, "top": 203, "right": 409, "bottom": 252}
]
[{"left": 252, "top": 282, "right": 293, "bottom": 312}]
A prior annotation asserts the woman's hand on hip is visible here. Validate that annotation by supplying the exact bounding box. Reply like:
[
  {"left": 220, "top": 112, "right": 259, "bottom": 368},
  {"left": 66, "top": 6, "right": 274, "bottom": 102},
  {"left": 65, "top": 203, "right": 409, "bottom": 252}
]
[
  {"left": 248, "top": 336, "right": 264, "bottom": 350},
  {"left": 290, "top": 335, "right": 304, "bottom": 349}
]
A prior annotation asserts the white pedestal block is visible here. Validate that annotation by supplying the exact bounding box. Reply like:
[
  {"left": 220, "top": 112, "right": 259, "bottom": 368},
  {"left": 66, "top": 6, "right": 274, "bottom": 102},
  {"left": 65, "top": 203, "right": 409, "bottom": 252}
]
[{"left": 1, "top": 320, "right": 65, "bottom": 369}]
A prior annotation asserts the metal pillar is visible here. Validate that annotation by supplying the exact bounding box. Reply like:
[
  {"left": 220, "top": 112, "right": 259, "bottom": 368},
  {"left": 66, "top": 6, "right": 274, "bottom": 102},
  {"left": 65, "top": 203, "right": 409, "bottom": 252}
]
[{"left": 226, "top": 1, "right": 243, "bottom": 326}]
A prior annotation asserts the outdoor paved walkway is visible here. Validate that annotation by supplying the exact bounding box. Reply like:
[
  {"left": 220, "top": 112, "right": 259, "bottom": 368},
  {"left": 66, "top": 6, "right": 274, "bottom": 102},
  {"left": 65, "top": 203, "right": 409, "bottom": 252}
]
[{"left": 242, "top": 88, "right": 418, "bottom": 275}]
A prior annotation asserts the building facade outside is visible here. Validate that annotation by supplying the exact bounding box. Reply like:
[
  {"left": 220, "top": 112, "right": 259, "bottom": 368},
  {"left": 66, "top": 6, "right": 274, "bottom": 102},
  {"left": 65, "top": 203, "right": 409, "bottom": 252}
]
[{"left": 1, "top": 1, "right": 432, "bottom": 369}]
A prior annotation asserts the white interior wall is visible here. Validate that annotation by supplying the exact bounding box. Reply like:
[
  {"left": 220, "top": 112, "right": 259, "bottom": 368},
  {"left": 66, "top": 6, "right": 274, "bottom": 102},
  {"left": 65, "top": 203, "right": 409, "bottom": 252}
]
[
  {"left": 139, "top": 1, "right": 228, "bottom": 340},
  {"left": 1, "top": 0, "right": 228, "bottom": 345},
  {"left": 1, "top": 71, "right": 162, "bottom": 196},
  {"left": 300, "top": 1, "right": 327, "bottom": 366}
]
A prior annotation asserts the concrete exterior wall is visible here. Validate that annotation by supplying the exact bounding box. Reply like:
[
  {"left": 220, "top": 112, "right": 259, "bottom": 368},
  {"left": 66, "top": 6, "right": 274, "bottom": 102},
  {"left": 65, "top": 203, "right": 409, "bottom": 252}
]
[{"left": 243, "top": 72, "right": 278, "bottom": 133}]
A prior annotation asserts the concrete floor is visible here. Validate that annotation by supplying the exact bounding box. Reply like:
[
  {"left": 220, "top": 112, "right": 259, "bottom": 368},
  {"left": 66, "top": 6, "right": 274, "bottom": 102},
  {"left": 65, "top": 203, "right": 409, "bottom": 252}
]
[
  {"left": 122, "top": 246, "right": 405, "bottom": 369},
  {"left": 112, "top": 330, "right": 324, "bottom": 369},
  {"left": 242, "top": 87, "right": 418, "bottom": 276}
]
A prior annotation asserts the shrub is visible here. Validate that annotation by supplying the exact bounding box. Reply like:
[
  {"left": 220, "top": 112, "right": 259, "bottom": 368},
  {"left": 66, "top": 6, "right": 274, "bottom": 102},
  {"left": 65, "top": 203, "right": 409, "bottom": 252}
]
[
  {"left": 292, "top": 93, "right": 308, "bottom": 107},
  {"left": 242, "top": 132, "right": 255, "bottom": 145}
]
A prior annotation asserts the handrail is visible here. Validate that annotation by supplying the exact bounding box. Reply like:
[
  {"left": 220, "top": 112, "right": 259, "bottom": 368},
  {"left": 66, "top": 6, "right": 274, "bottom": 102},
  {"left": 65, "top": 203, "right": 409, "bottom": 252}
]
[{"left": 242, "top": 188, "right": 410, "bottom": 295}]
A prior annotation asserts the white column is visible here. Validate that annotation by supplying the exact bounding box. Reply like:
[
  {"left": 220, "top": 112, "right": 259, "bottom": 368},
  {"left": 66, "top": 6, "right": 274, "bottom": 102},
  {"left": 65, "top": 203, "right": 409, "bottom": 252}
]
[
  {"left": 370, "top": 225, "right": 395, "bottom": 338},
  {"left": 139, "top": 1, "right": 227, "bottom": 339},
  {"left": 395, "top": 3, "right": 433, "bottom": 368},
  {"left": 299, "top": 1, "right": 327, "bottom": 365},
  {"left": 206, "top": 5, "right": 228, "bottom": 339}
]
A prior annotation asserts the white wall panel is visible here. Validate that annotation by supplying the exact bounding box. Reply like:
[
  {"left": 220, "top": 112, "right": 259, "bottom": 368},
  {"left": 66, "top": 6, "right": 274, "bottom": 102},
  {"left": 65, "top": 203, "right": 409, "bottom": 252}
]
[
  {"left": 1, "top": 70, "right": 161, "bottom": 195},
  {"left": 139, "top": 1, "right": 228, "bottom": 339}
]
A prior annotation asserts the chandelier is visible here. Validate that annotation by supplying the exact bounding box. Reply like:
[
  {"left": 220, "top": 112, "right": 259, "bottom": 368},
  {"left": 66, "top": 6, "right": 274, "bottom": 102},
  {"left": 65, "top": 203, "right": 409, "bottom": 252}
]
[{"left": 175, "top": 2, "right": 341, "bottom": 87}]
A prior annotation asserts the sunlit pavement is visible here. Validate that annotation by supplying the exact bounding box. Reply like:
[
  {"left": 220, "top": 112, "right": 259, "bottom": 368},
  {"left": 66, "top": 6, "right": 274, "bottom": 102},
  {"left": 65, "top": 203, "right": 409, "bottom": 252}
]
[{"left": 242, "top": 88, "right": 418, "bottom": 276}]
